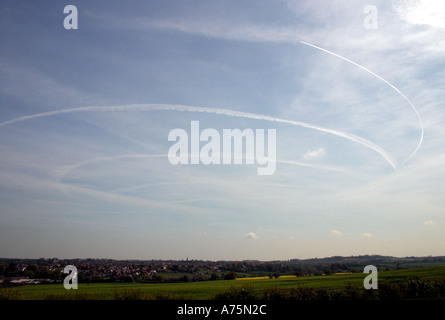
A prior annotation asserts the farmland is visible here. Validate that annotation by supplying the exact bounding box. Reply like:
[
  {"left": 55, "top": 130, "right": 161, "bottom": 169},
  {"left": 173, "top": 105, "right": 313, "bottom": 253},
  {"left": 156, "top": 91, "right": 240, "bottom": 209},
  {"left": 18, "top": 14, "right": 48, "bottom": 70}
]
[{"left": 4, "top": 266, "right": 445, "bottom": 300}]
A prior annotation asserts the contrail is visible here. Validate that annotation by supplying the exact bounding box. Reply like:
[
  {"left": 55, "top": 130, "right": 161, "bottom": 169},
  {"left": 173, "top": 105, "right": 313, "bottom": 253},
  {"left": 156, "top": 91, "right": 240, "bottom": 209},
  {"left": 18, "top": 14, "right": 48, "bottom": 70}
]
[
  {"left": 0, "top": 103, "right": 397, "bottom": 168},
  {"left": 54, "top": 153, "right": 166, "bottom": 181},
  {"left": 0, "top": 44, "right": 422, "bottom": 168},
  {"left": 59, "top": 154, "right": 347, "bottom": 184},
  {"left": 300, "top": 40, "right": 423, "bottom": 166}
]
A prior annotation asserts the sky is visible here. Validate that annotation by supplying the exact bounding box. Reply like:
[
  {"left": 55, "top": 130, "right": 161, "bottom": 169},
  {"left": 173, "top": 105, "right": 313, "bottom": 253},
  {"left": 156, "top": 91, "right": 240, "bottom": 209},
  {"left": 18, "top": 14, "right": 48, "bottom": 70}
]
[{"left": 0, "top": 0, "right": 444, "bottom": 261}]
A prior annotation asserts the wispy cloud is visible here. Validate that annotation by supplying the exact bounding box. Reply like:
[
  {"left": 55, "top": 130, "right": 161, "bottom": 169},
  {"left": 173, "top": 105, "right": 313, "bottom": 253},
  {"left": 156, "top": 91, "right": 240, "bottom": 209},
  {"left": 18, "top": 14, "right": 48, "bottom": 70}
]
[
  {"left": 88, "top": 5, "right": 424, "bottom": 170},
  {"left": 0, "top": 57, "right": 98, "bottom": 108},
  {"left": 54, "top": 154, "right": 166, "bottom": 182},
  {"left": 303, "top": 148, "right": 326, "bottom": 160},
  {"left": 1, "top": 0, "right": 444, "bottom": 260},
  {"left": 129, "top": 16, "right": 305, "bottom": 44},
  {"left": 0, "top": 104, "right": 398, "bottom": 169},
  {"left": 330, "top": 230, "right": 344, "bottom": 236}
]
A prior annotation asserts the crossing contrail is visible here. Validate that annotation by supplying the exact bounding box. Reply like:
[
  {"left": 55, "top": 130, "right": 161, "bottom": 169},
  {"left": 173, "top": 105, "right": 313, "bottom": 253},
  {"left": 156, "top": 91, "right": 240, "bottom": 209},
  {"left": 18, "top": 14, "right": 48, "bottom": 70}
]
[
  {"left": 0, "top": 41, "right": 422, "bottom": 168},
  {"left": 57, "top": 154, "right": 348, "bottom": 184},
  {"left": 54, "top": 153, "right": 167, "bottom": 181},
  {"left": 300, "top": 40, "right": 423, "bottom": 166},
  {"left": 0, "top": 103, "right": 397, "bottom": 168}
]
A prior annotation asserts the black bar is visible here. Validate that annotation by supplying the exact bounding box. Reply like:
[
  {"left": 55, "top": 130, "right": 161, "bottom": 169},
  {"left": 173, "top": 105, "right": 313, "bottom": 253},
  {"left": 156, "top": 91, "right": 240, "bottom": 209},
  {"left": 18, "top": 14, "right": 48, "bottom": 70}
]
[{"left": 1, "top": 300, "right": 442, "bottom": 318}]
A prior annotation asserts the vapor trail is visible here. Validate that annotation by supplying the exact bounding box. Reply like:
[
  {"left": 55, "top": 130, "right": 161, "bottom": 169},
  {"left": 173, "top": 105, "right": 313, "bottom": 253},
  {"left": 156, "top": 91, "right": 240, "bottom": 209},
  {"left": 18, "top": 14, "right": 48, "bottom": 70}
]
[
  {"left": 55, "top": 153, "right": 166, "bottom": 181},
  {"left": 300, "top": 41, "right": 423, "bottom": 166},
  {"left": 0, "top": 103, "right": 397, "bottom": 168}
]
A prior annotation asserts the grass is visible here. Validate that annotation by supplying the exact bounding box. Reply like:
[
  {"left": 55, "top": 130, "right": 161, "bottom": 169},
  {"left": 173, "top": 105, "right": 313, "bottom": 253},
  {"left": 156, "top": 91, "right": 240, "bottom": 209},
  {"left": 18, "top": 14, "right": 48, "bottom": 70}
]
[{"left": 3, "top": 266, "right": 445, "bottom": 300}]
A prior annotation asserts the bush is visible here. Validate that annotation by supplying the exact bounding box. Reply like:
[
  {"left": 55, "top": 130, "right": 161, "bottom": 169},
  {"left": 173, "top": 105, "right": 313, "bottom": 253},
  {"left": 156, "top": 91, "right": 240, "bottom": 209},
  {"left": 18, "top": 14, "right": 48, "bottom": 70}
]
[
  {"left": 147, "top": 291, "right": 186, "bottom": 300},
  {"left": 44, "top": 291, "right": 103, "bottom": 300},
  {"left": 214, "top": 285, "right": 258, "bottom": 300},
  {"left": 179, "top": 275, "right": 189, "bottom": 282},
  {"left": 223, "top": 271, "right": 237, "bottom": 280},
  {"left": 378, "top": 279, "right": 445, "bottom": 300},
  {"left": 258, "top": 279, "right": 445, "bottom": 301},
  {"left": 113, "top": 289, "right": 147, "bottom": 300},
  {"left": 260, "top": 286, "right": 332, "bottom": 300},
  {"left": 0, "top": 287, "right": 22, "bottom": 300}
]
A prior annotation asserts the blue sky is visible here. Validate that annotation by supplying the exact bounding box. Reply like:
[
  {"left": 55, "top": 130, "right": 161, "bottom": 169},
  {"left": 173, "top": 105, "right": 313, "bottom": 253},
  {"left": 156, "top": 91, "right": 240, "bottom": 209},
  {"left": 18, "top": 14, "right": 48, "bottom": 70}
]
[{"left": 1, "top": 0, "right": 444, "bottom": 260}]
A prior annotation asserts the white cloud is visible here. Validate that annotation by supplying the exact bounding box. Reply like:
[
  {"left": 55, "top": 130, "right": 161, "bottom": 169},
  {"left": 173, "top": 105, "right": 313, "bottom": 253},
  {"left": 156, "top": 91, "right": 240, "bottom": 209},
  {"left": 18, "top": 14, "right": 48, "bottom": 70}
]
[
  {"left": 423, "top": 220, "right": 435, "bottom": 226},
  {"left": 330, "top": 229, "right": 343, "bottom": 236},
  {"left": 362, "top": 233, "right": 373, "bottom": 238},
  {"left": 304, "top": 148, "right": 326, "bottom": 160},
  {"left": 289, "top": 236, "right": 295, "bottom": 240},
  {"left": 394, "top": 0, "right": 445, "bottom": 29},
  {"left": 246, "top": 232, "right": 258, "bottom": 240}
]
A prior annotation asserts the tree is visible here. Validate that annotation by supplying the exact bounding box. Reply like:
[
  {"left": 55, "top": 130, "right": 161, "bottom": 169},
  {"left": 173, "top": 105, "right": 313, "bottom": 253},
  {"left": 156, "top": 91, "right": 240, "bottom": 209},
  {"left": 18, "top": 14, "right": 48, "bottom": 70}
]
[
  {"left": 122, "top": 275, "right": 133, "bottom": 283},
  {"left": 223, "top": 271, "right": 237, "bottom": 280},
  {"left": 153, "top": 274, "right": 163, "bottom": 282},
  {"left": 5, "top": 263, "right": 18, "bottom": 277},
  {"left": 210, "top": 273, "right": 220, "bottom": 280},
  {"left": 37, "top": 266, "right": 50, "bottom": 279}
]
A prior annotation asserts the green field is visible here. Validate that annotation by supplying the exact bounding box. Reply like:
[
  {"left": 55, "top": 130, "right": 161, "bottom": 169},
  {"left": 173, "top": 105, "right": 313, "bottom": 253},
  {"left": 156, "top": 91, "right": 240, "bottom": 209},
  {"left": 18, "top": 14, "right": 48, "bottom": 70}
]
[{"left": 4, "top": 266, "right": 445, "bottom": 300}]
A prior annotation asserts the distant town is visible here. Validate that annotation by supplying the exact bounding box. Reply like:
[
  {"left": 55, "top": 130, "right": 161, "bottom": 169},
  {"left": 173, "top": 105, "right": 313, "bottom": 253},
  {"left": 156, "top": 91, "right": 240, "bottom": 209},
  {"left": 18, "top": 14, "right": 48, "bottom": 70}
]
[{"left": 1, "top": 255, "right": 445, "bottom": 286}]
